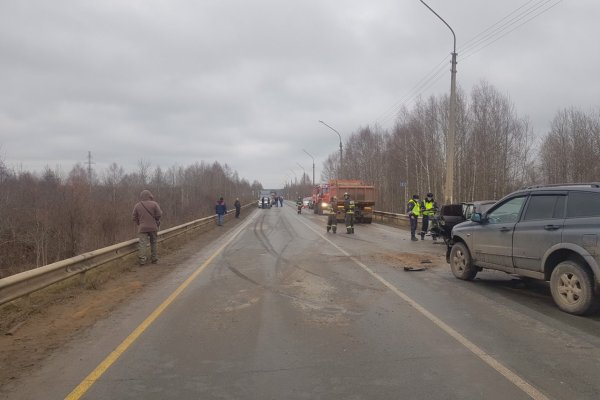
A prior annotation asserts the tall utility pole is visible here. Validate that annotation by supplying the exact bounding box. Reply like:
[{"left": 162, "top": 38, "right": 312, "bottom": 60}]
[
  {"left": 420, "top": 0, "right": 457, "bottom": 204},
  {"left": 302, "top": 149, "right": 315, "bottom": 186},
  {"left": 87, "top": 151, "right": 95, "bottom": 193},
  {"left": 318, "top": 120, "right": 343, "bottom": 179},
  {"left": 288, "top": 168, "right": 297, "bottom": 185},
  {"left": 296, "top": 163, "right": 306, "bottom": 185}
]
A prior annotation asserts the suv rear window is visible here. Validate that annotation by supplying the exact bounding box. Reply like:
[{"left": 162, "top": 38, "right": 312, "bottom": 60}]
[{"left": 566, "top": 191, "right": 600, "bottom": 218}]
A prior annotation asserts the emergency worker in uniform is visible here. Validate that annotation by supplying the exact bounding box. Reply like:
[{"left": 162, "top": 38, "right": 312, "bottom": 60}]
[
  {"left": 343, "top": 192, "right": 355, "bottom": 234},
  {"left": 407, "top": 194, "right": 421, "bottom": 241},
  {"left": 420, "top": 192, "right": 438, "bottom": 240},
  {"left": 326, "top": 196, "right": 338, "bottom": 233}
]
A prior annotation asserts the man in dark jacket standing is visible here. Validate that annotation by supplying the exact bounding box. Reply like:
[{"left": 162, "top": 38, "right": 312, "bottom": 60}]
[
  {"left": 132, "top": 189, "right": 162, "bottom": 265},
  {"left": 216, "top": 197, "right": 227, "bottom": 226},
  {"left": 234, "top": 198, "right": 241, "bottom": 218}
]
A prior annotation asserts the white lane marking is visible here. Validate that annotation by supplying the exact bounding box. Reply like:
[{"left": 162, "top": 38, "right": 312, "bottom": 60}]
[{"left": 297, "top": 216, "right": 550, "bottom": 400}]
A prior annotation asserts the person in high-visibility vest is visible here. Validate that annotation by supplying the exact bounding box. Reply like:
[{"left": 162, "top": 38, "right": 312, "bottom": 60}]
[
  {"left": 420, "top": 192, "right": 438, "bottom": 240},
  {"left": 326, "top": 196, "right": 338, "bottom": 233},
  {"left": 343, "top": 192, "right": 355, "bottom": 234},
  {"left": 407, "top": 194, "right": 422, "bottom": 241}
]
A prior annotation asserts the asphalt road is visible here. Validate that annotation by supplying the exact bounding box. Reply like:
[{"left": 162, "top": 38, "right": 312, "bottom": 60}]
[{"left": 6, "top": 203, "right": 600, "bottom": 399}]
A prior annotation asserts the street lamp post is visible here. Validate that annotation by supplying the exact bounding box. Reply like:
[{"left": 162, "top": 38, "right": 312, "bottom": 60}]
[
  {"left": 288, "top": 168, "right": 297, "bottom": 185},
  {"left": 285, "top": 173, "right": 293, "bottom": 196},
  {"left": 420, "top": 0, "right": 457, "bottom": 204},
  {"left": 302, "top": 149, "right": 315, "bottom": 186},
  {"left": 296, "top": 163, "right": 306, "bottom": 185},
  {"left": 318, "top": 120, "right": 343, "bottom": 179}
]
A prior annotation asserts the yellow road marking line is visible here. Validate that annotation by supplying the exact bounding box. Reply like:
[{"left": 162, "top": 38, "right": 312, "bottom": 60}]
[
  {"left": 299, "top": 217, "right": 550, "bottom": 400},
  {"left": 65, "top": 214, "right": 256, "bottom": 400}
]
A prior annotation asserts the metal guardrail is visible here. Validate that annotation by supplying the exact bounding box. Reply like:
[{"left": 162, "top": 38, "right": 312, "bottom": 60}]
[
  {"left": 0, "top": 205, "right": 251, "bottom": 307},
  {"left": 372, "top": 210, "right": 411, "bottom": 229},
  {"left": 0, "top": 205, "right": 404, "bottom": 306}
]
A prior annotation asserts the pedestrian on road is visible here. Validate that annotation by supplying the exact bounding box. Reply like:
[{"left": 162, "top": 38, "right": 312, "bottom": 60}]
[
  {"left": 234, "top": 198, "right": 241, "bottom": 218},
  {"left": 216, "top": 197, "right": 227, "bottom": 226},
  {"left": 132, "top": 189, "right": 162, "bottom": 265},
  {"left": 279, "top": 196, "right": 283, "bottom": 207},
  {"left": 407, "top": 194, "right": 421, "bottom": 241},
  {"left": 421, "top": 192, "right": 438, "bottom": 240},
  {"left": 343, "top": 192, "right": 355, "bottom": 234}
]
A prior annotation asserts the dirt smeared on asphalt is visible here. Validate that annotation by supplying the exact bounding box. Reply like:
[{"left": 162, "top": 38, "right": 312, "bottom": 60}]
[
  {"left": 371, "top": 251, "right": 446, "bottom": 270},
  {"left": 0, "top": 216, "right": 246, "bottom": 391},
  {"left": 0, "top": 216, "right": 448, "bottom": 390}
]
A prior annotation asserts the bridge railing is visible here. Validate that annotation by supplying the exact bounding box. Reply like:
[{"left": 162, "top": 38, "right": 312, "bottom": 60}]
[
  {"left": 0, "top": 206, "right": 406, "bottom": 306},
  {"left": 0, "top": 205, "right": 250, "bottom": 307},
  {"left": 372, "top": 210, "right": 411, "bottom": 229}
]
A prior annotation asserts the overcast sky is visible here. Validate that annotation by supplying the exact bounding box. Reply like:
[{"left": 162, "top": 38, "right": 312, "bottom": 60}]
[{"left": 1, "top": 0, "right": 597, "bottom": 189}]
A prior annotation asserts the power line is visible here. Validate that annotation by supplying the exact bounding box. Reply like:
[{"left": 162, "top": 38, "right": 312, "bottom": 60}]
[
  {"left": 461, "top": 0, "right": 563, "bottom": 61},
  {"left": 374, "top": 55, "right": 450, "bottom": 127},
  {"left": 372, "top": 0, "right": 563, "bottom": 128},
  {"left": 374, "top": 56, "right": 449, "bottom": 123},
  {"left": 378, "top": 64, "right": 450, "bottom": 128},
  {"left": 461, "top": 0, "right": 539, "bottom": 52}
]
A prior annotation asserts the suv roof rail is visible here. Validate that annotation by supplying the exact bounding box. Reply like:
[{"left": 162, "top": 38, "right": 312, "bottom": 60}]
[{"left": 524, "top": 182, "right": 600, "bottom": 189}]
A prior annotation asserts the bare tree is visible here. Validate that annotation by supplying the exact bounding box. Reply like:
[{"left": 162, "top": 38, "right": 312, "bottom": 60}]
[
  {"left": 539, "top": 108, "right": 600, "bottom": 183},
  {"left": 0, "top": 158, "right": 255, "bottom": 278},
  {"left": 137, "top": 159, "right": 152, "bottom": 186}
]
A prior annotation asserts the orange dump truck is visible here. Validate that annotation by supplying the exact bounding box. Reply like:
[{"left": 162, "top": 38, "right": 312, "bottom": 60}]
[{"left": 312, "top": 179, "right": 376, "bottom": 223}]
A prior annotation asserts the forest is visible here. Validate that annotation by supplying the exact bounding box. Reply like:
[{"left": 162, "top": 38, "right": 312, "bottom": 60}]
[
  {"left": 2, "top": 80, "right": 599, "bottom": 278},
  {"left": 0, "top": 160, "right": 260, "bottom": 278},
  {"left": 315, "top": 80, "right": 600, "bottom": 213}
]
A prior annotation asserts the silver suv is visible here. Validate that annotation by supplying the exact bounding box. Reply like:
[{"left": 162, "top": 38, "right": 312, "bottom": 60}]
[{"left": 449, "top": 183, "right": 600, "bottom": 315}]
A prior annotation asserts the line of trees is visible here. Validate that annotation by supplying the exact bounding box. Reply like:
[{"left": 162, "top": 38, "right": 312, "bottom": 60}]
[
  {"left": 2, "top": 80, "right": 598, "bottom": 278},
  {"left": 539, "top": 108, "right": 600, "bottom": 183},
  {"left": 0, "top": 159, "right": 260, "bottom": 278},
  {"left": 319, "top": 80, "right": 599, "bottom": 213}
]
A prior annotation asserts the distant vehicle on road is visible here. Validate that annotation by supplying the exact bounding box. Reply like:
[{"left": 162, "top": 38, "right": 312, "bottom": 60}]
[
  {"left": 313, "top": 179, "right": 375, "bottom": 223},
  {"left": 258, "top": 197, "right": 271, "bottom": 209}
]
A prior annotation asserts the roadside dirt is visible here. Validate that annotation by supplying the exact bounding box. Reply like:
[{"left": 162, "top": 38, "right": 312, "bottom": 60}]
[
  {"left": 0, "top": 215, "right": 246, "bottom": 391},
  {"left": 372, "top": 249, "right": 447, "bottom": 270}
]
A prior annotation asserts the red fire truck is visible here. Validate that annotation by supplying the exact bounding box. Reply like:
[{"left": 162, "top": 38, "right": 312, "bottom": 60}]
[{"left": 312, "top": 179, "right": 376, "bottom": 223}]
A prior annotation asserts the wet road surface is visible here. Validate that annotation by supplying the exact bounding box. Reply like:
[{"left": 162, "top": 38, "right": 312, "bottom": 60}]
[{"left": 6, "top": 203, "right": 600, "bottom": 399}]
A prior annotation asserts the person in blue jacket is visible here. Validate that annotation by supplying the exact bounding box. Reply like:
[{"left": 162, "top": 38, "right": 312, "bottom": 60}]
[{"left": 216, "top": 197, "right": 227, "bottom": 226}]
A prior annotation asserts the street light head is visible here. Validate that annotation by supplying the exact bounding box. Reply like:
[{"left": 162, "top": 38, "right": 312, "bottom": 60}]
[{"left": 302, "top": 149, "right": 315, "bottom": 160}]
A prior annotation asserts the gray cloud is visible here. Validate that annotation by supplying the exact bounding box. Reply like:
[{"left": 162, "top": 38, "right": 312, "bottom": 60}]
[{"left": 1, "top": 0, "right": 598, "bottom": 188}]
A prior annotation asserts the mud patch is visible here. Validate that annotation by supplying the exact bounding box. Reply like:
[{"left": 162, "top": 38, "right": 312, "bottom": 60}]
[
  {"left": 371, "top": 252, "right": 446, "bottom": 270},
  {"left": 282, "top": 274, "right": 352, "bottom": 326},
  {"left": 222, "top": 292, "right": 261, "bottom": 313}
]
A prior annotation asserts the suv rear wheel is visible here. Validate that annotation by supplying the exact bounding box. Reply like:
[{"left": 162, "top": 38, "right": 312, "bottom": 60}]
[
  {"left": 550, "top": 261, "right": 596, "bottom": 315},
  {"left": 450, "top": 242, "right": 478, "bottom": 281}
]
